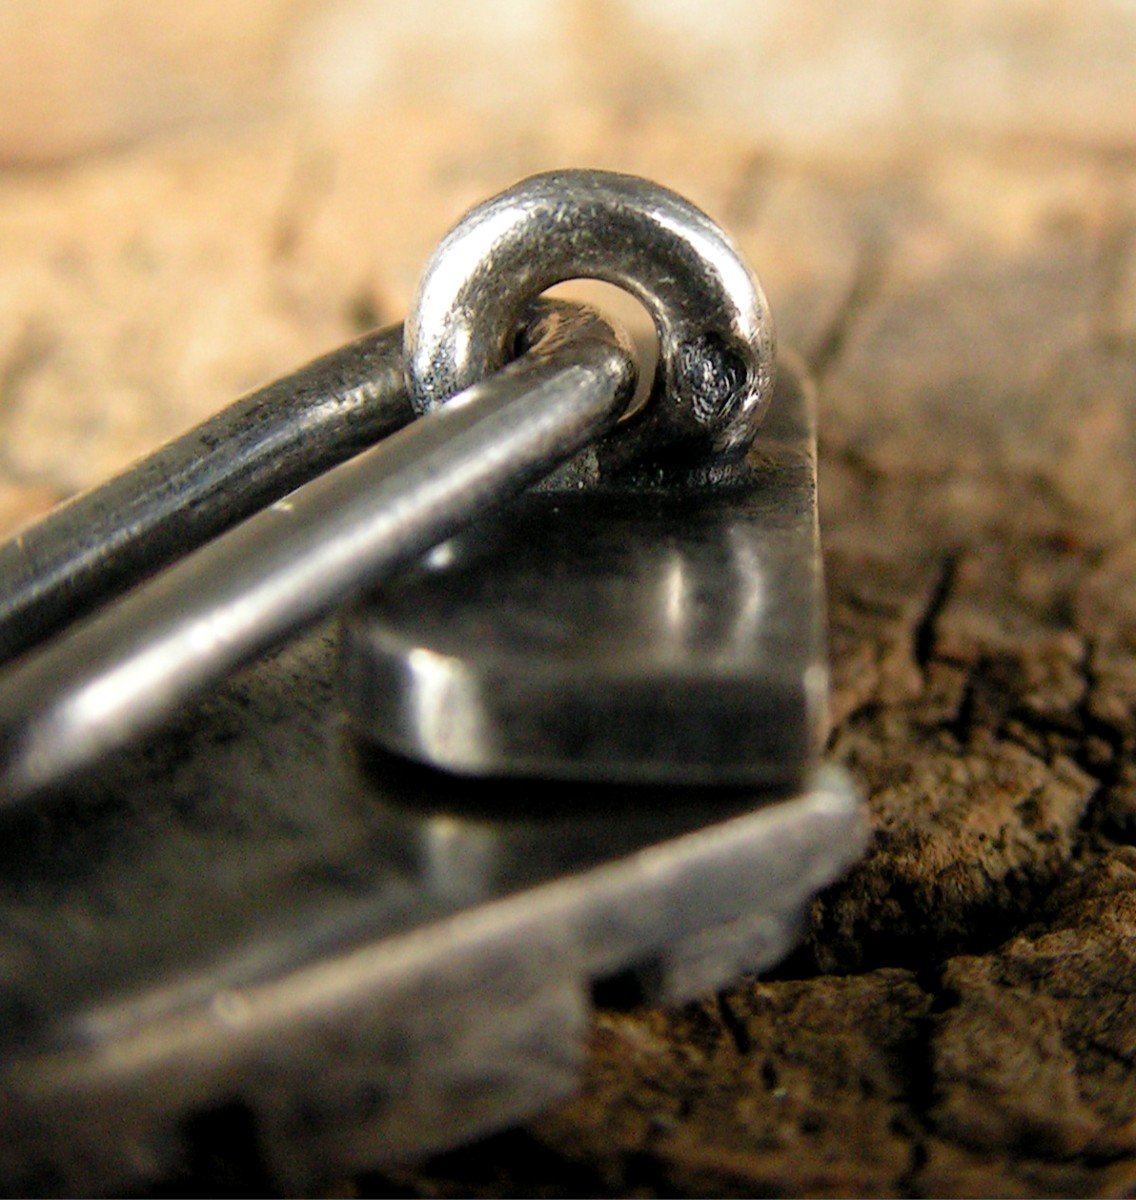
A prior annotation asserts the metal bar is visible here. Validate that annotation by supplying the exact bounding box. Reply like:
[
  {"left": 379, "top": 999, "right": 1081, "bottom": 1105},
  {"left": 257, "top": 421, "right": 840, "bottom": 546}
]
[
  {"left": 0, "top": 325, "right": 412, "bottom": 666},
  {"left": 0, "top": 304, "right": 635, "bottom": 809}
]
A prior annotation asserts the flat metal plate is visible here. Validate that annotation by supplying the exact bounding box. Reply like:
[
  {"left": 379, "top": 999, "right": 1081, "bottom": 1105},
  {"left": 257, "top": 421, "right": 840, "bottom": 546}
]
[
  {"left": 343, "top": 356, "right": 827, "bottom": 786},
  {"left": 0, "top": 624, "right": 865, "bottom": 1195}
]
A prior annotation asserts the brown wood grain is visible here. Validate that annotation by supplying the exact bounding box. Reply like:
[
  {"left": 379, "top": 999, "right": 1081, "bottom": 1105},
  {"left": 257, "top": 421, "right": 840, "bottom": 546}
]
[{"left": 1, "top": 80, "right": 1134, "bottom": 1198}]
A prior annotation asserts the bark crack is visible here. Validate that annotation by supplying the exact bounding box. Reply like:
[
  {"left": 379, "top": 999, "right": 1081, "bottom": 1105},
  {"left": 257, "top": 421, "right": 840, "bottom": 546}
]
[
  {"left": 913, "top": 552, "right": 960, "bottom": 671},
  {"left": 809, "top": 234, "right": 889, "bottom": 384}
]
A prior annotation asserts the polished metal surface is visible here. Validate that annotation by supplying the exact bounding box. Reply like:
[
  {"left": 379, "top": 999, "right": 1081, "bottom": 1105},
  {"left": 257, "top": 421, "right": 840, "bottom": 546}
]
[
  {"left": 0, "top": 302, "right": 635, "bottom": 809},
  {"left": 0, "top": 623, "right": 868, "bottom": 1196},
  {"left": 407, "top": 169, "right": 775, "bottom": 470},
  {"left": 0, "top": 325, "right": 412, "bottom": 666},
  {"left": 346, "top": 353, "right": 825, "bottom": 786}
]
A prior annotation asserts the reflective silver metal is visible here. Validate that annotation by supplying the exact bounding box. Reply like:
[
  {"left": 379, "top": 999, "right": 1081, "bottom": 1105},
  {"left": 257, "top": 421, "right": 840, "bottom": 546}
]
[
  {"left": 407, "top": 169, "right": 775, "bottom": 469},
  {"left": 350, "top": 171, "right": 819, "bottom": 786},
  {"left": 0, "top": 302, "right": 635, "bottom": 809},
  {"left": 0, "top": 325, "right": 412, "bottom": 666}
]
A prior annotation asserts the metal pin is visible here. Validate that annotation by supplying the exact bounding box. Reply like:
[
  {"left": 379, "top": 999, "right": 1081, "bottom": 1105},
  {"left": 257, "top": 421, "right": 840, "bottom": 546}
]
[
  {"left": 0, "top": 302, "right": 636, "bottom": 809},
  {"left": 0, "top": 325, "right": 412, "bottom": 666}
]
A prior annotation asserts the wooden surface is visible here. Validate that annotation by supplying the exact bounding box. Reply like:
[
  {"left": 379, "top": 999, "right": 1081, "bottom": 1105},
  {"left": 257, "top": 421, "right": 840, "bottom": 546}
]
[{"left": 1, "top": 6, "right": 1135, "bottom": 1196}]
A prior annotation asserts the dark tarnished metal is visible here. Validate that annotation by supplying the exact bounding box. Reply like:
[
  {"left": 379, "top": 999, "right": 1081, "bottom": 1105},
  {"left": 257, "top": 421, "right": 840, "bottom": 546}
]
[
  {"left": 0, "top": 325, "right": 412, "bottom": 666},
  {"left": 0, "top": 624, "right": 867, "bottom": 1196},
  {"left": 0, "top": 171, "right": 865, "bottom": 1197},
  {"left": 0, "top": 302, "right": 635, "bottom": 808}
]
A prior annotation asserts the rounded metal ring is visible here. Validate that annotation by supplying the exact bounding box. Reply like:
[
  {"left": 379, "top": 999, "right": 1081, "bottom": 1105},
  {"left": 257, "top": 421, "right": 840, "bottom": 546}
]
[{"left": 405, "top": 169, "right": 775, "bottom": 466}]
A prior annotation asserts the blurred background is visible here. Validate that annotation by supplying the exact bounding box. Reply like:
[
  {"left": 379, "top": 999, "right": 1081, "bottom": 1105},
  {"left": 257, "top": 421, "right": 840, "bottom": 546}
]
[
  {"left": 3, "top": 1, "right": 1133, "bottom": 163},
  {"left": 0, "top": 1, "right": 1133, "bottom": 543}
]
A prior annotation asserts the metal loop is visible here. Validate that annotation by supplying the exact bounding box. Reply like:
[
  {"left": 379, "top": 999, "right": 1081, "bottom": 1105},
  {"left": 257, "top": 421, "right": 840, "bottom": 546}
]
[{"left": 405, "top": 169, "right": 775, "bottom": 467}]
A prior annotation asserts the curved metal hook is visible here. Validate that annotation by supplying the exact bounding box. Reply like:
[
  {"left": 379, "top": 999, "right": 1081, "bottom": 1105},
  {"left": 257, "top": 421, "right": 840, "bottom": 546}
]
[{"left": 405, "top": 169, "right": 775, "bottom": 468}]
